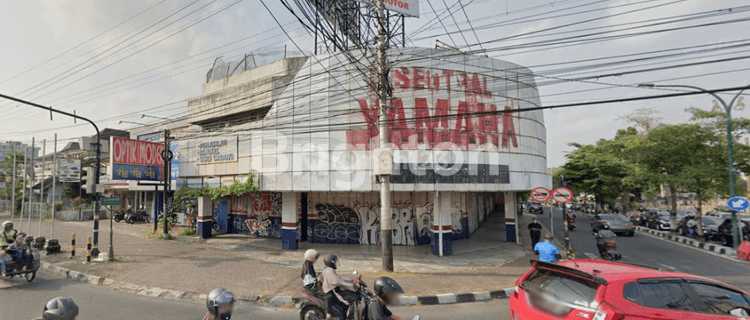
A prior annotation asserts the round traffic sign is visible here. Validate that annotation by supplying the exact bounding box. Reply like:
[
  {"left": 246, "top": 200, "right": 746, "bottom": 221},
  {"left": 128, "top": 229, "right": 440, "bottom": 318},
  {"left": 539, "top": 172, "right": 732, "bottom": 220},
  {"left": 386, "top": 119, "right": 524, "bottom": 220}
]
[
  {"left": 552, "top": 187, "right": 573, "bottom": 204},
  {"left": 530, "top": 187, "right": 551, "bottom": 203}
]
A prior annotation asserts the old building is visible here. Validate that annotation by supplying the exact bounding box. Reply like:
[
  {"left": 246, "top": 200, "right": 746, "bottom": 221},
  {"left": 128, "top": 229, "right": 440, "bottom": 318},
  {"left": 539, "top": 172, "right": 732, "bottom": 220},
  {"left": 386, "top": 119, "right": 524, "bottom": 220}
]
[{"left": 131, "top": 47, "right": 550, "bottom": 255}]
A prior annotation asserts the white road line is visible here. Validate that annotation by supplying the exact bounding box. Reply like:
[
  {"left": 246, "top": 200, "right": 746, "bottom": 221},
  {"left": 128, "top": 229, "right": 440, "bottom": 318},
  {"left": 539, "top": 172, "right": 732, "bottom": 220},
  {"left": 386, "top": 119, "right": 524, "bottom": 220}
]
[
  {"left": 638, "top": 231, "right": 742, "bottom": 262},
  {"left": 584, "top": 252, "right": 598, "bottom": 259},
  {"left": 659, "top": 264, "right": 676, "bottom": 270}
]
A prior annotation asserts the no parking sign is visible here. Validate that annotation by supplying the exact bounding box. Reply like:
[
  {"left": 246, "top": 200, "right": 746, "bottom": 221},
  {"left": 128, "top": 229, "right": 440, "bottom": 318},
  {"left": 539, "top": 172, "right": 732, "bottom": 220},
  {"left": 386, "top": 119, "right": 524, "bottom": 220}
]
[
  {"left": 552, "top": 187, "right": 573, "bottom": 204},
  {"left": 530, "top": 187, "right": 551, "bottom": 203}
]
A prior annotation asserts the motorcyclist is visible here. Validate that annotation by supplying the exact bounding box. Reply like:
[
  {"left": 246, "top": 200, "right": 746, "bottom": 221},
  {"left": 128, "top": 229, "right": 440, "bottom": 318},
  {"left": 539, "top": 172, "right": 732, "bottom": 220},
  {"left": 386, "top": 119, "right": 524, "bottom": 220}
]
[
  {"left": 32, "top": 296, "right": 79, "bottom": 320},
  {"left": 2, "top": 221, "right": 17, "bottom": 250},
  {"left": 301, "top": 249, "right": 322, "bottom": 294},
  {"left": 367, "top": 277, "right": 404, "bottom": 320},
  {"left": 320, "top": 254, "right": 359, "bottom": 319},
  {"left": 204, "top": 288, "right": 235, "bottom": 320},
  {"left": 1, "top": 232, "right": 33, "bottom": 276}
]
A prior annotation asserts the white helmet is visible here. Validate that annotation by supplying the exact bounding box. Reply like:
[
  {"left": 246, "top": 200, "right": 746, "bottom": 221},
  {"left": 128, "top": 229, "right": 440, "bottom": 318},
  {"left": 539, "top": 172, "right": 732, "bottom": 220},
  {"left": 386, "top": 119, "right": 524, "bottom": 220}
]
[
  {"left": 304, "top": 249, "right": 319, "bottom": 261},
  {"left": 2, "top": 221, "right": 12, "bottom": 229}
]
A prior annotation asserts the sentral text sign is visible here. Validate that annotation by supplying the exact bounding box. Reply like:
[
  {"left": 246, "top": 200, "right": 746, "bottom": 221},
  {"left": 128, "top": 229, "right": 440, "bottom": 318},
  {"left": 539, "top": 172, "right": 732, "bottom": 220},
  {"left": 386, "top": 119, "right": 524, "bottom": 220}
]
[
  {"left": 196, "top": 136, "right": 237, "bottom": 164},
  {"left": 110, "top": 136, "right": 165, "bottom": 181}
]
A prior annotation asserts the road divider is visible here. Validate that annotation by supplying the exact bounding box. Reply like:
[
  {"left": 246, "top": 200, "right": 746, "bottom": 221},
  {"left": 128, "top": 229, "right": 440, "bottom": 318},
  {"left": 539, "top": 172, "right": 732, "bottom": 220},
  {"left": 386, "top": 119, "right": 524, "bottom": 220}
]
[{"left": 635, "top": 226, "right": 738, "bottom": 258}]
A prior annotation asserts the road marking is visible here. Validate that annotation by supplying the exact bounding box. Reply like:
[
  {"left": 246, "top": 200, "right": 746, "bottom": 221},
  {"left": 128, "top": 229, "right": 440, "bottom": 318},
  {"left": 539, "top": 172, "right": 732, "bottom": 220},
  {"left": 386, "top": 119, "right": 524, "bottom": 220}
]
[
  {"left": 638, "top": 230, "right": 742, "bottom": 262},
  {"left": 659, "top": 264, "right": 676, "bottom": 270},
  {"left": 584, "top": 252, "right": 598, "bottom": 259}
]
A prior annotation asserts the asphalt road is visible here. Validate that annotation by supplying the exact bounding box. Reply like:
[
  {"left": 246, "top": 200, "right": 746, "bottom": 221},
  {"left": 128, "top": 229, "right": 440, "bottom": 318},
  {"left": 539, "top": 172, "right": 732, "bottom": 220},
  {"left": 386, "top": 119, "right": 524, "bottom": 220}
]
[
  {"left": 534, "top": 207, "right": 750, "bottom": 290},
  {"left": 0, "top": 269, "right": 509, "bottom": 320}
]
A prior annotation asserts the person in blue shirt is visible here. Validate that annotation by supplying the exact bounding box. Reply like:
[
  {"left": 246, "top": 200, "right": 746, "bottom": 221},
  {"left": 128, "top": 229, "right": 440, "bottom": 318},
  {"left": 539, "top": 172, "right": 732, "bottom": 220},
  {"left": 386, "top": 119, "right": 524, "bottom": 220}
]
[{"left": 534, "top": 233, "right": 561, "bottom": 263}]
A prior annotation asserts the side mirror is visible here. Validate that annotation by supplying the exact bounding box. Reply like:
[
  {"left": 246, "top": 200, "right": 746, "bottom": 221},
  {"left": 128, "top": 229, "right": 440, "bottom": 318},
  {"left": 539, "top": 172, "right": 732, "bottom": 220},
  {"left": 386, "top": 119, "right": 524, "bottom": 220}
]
[{"left": 411, "top": 316, "right": 420, "bottom": 320}]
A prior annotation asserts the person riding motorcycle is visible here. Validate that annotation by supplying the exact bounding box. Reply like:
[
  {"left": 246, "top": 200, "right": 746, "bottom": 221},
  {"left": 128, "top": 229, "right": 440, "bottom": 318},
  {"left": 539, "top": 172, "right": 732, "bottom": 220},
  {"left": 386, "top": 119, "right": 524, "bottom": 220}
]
[
  {"left": 2, "top": 221, "right": 17, "bottom": 250},
  {"left": 320, "top": 254, "right": 359, "bottom": 319},
  {"left": 32, "top": 296, "right": 79, "bottom": 320},
  {"left": 367, "top": 277, "right": 405, "bottom": 320},
  {"left": 1, "top": 232, "right": 33, "bottom": 276},
  {"left": 204, "top": 288, "right": 235, "bottom": 320},
  {"left": 301, "top": 249, "right": 322, "bottom": 294}
]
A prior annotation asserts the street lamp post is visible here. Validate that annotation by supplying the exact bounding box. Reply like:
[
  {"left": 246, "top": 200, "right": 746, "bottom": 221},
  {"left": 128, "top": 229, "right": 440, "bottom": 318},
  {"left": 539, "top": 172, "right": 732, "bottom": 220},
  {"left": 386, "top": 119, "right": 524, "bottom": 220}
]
[{"left": 638, "top": 83, "right": 748, "bottom": 248}]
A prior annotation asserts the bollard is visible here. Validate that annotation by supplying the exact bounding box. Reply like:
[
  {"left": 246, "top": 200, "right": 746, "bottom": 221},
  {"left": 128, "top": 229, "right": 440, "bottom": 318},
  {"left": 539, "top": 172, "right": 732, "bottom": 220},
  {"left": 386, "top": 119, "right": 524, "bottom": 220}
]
[
  {"left": 71, "top": 233, "right": 76, "bottom": 258},
  {"left": 86, "top": 236, "right": 92, "bottom": 262},
  {"left": 92, "top": 212, "right": 100, "bottom": 257}
]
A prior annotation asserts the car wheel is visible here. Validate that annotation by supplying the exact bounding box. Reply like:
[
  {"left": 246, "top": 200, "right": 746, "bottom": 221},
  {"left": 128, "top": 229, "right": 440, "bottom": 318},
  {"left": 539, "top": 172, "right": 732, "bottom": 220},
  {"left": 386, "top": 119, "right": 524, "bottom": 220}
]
[
  {"left": 627, "top": 232, "right": 635, "bottom": 237},
  {"left": 722, "top": 236, "right": 732, "bottom": 247}
]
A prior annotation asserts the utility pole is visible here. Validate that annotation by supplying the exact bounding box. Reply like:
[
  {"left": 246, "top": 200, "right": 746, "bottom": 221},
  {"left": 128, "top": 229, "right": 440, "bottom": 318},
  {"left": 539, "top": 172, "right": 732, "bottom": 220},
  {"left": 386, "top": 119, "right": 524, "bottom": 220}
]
[
  {"left": 52, "top": 134, "right": 57, "bottom": 239},
  {"left": 559, "top": 175, "right": 571, "bottom": 256},
  {"left": 161, "top": 129, "right": 174, "bottom": 240},
  {"left": 29, "top": 138, "right": 34, "bottom": 233},
  {"left": 39, "top": 139, "right": 45, "bottom": 237},
  {"left": 20, "top": 146, "right": 27, "bottom": 233},
  {"left": 11, "top": 144, "right": 17, "bottom": 224},
  {"left": 376, "top": 0, "right": 393, "bottom": 272}
]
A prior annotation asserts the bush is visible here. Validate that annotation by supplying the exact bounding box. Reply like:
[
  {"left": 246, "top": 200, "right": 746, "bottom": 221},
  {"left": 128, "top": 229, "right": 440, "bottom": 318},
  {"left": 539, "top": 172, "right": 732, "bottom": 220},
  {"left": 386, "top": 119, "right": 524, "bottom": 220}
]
[{"left": 178, "top": 228, "right": 198, "bottom": 237}]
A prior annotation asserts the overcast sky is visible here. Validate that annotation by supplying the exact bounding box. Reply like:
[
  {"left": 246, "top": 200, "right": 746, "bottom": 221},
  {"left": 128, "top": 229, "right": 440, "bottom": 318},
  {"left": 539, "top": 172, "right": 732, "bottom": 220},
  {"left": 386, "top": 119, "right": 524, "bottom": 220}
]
[{"left": 0, "top": 0, "right": 748, "bottom": 167}]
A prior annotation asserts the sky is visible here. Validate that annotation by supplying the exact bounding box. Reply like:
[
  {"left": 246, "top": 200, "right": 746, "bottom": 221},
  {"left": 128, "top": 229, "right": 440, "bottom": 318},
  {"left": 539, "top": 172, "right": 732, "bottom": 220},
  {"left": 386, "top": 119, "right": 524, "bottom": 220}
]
[{"left": 0, "top": 0, "right": 748, "bottom": 168}]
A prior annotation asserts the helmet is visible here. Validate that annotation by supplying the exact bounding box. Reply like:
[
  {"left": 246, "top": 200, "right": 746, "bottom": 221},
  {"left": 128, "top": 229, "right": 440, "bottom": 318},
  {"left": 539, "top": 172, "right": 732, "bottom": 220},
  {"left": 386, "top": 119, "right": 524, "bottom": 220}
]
[
  {"left": 304, "top": 249, "right": 319, "bottom": 261},
  {"left": 2, "top": 221, "right": 12, "bottom": 229},
  {"left": 42, "top": 297, "right": 79, "bottom": 320},
  {"left": 206, "top": 288, "right": 235, "bottom": 320},
  {"left": 373, "top": 277, "right": 404, "bottom": 304},
  {"left": 323, "top": 254, "right": 339, "bottom": 269}
]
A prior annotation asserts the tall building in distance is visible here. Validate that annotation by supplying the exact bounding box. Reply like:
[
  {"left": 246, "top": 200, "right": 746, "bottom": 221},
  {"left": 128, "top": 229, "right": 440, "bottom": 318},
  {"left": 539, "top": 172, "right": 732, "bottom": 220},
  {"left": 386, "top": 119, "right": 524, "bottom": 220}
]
[{"left": 0, "top": 141, "right": 39, "bottom": 163}]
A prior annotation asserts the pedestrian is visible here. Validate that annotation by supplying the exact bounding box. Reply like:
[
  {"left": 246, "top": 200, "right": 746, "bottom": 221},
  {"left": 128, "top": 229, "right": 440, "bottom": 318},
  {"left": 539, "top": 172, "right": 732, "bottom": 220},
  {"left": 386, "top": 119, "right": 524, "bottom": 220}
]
[
  {"left": 204, "top": 288, "right": 235, "bottom": 320},
  {"left": 687, "top": 217, "right": 697, "bottom": 239},
  {"left": 527, "top": 218, "right": 543, "bottom": 249},
  {"left": 33, "top": 296, "right": 79, "bottom": 320},
  {"left": 301, "top": 249, "right": 322, "bottom": 294},
  {"left": 534, "top": 233, "right": 561, "bottom": 263}
]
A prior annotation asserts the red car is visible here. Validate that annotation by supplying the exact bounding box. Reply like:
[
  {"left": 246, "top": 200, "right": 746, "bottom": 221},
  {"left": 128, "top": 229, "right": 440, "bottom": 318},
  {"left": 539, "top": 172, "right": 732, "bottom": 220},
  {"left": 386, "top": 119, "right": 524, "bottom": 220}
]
[{"left": 509, "top": 259, "right": 750, "bottom": 319}]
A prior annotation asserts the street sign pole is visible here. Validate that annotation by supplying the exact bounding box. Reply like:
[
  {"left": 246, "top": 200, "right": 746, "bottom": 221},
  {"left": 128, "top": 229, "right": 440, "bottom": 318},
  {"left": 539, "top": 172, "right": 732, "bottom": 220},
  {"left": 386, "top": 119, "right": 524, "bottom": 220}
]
[
  {"left": 553, "top": 182, "right": 574, "bottom": 258},
  {"left": 100, "top": 197, "right": 121, "bottom": 261}
]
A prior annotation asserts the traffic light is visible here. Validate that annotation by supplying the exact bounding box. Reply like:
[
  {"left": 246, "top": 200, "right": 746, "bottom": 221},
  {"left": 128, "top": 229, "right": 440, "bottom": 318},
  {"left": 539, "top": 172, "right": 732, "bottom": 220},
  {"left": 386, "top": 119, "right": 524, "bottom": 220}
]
[{"left": 80, "top": 166, "right": 95, "bottom": 192}]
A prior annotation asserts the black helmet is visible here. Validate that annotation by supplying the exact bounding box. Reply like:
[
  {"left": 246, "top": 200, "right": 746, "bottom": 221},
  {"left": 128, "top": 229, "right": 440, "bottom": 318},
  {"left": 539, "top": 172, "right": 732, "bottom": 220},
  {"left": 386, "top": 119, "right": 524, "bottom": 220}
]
[
  {"left": 206, "top": 288, "right": 235, "bottom": 320},
  {"left": 42, "top": 297, "right": 79, "bottom": 320},
  {"left": 323, "top": 254, "right": 339, "bottom": 269},
  {"left": 373, "top": 277, "right": 404, "bottom": 304}
]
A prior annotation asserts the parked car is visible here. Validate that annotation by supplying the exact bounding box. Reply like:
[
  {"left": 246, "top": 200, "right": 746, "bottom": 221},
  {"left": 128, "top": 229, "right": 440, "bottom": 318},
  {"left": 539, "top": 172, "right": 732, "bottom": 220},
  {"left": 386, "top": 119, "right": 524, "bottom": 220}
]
[
  {"left": 591, "top": 214, "right": 635, "bottom": 236},
  {"left": 510, "top": 259, "right": 750, "bottom": 320},
  {"left": 702, "top": 216, "right": 724, "bottom": 239},
  {"left": 529, "top": 203, "right": 544, "bottom": 214},
  {"left": 647, "top": 211, "right": 672, "bottom": 230},
  {"left": 711, "top": 218, "right": 750, "bottom": 247}
]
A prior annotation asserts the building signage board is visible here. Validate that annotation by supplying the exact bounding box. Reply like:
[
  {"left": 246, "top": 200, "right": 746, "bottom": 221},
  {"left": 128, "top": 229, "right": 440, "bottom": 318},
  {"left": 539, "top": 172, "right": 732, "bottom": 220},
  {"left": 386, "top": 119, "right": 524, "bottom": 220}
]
[
  {"left": 58, "top": 159, "right": 82, "bottom": 182},
  {"left": 136, "top": 132, "right": 161, "bottom": 142},
  {"left": 187, "top": 178, "right": 203, "bottom": 189},
  {"left": 110, "top": 136, "right": 165, "bottom": 181},
  {"left": 170, "top": 141, "right": 179, "bottom": 181},
  {"left": 369, "top": 0, "right": 419, "bottom": 17},
  {"left": 195, "top": 137, "right": 238, "bottom": 164}
]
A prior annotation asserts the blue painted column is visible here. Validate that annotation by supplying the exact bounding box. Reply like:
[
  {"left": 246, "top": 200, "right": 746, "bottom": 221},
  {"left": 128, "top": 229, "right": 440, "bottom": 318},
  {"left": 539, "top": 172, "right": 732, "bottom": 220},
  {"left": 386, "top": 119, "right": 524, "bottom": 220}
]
[
  {"left": 281, "top": 192, "right": 298, "bottom": 250},
  {"left": 504, "top": 192, "right": 518, "bottom": 243},
  {"left": 431, "top": 191, "right": 453, "bottom": 256},
  {"left": 197, "top": 196, "right": 212, "bottom": 239}
]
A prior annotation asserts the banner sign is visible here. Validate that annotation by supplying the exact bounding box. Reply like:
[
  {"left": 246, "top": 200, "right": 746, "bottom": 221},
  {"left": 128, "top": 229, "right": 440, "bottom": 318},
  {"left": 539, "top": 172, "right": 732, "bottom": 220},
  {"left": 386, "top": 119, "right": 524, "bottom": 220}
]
[
  {"left": 136, "top": 132, "right": 161, "bottom": 142},
  {"left": 381, "top": 0, "right": 419, "bottom": 17},
  {"left": 58, "top": 159, "right": 82, "bottom": 182},
  {"left": 170, "top": 141, "right": 179, "bottom": 181},
  {"left": 195, "top": 136, "right": 238, "bottom": 164},
  {"left": 110, "top": 136, "right": 165, "bottom": 181}
]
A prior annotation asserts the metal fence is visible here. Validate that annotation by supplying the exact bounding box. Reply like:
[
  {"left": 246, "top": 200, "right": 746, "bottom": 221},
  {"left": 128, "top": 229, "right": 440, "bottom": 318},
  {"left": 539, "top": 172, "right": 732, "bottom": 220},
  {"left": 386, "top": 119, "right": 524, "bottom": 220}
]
[
  {"left": 206, "top": 47, "right": 307, "bottom": 83},
  {"left": 0, "top": 200, "right": 48, "bottom": 218}
]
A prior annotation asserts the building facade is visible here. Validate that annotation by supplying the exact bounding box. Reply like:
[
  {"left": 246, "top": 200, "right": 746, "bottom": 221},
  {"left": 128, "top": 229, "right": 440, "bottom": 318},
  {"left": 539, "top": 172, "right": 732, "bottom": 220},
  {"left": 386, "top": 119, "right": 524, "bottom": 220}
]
[{"left": 132, "top": 47, "right": 550, "bottom": 254}]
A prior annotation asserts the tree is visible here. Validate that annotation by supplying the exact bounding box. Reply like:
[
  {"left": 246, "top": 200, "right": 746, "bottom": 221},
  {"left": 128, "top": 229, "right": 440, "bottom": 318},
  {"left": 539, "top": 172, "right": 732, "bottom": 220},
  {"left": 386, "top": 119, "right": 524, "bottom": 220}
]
[
  {"left": 0, "top": 151, "right": 27, "bottom": 214},
  {"left": 619, "top": 107, "right": 662, "bottom": 133},
  {"left": 625, "top": 123, "right": 728, "bottom": 235},
  {"left": 557, "top": 130, "right": 643, "bottom": 212}
]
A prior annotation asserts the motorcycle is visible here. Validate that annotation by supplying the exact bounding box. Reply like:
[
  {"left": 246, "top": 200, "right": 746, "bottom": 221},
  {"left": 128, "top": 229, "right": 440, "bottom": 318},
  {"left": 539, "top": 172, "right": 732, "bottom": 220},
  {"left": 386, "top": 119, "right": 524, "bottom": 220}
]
[
  {"left": 594, "top": 226, "right": 621, "bottom": 261},
  {"left": 113, "top": 209, "right": 130, "bottom": 223},
  {"left": 566, "top": 214, "right": 576, "bottom": 231},
  {"left": 125, "top": 207, "right": 151, "bottom": 224},
  {"left": 299, "top": 270, "right": 421, "bottom": 320},
  {"left": 1, "top": 246, "right": 40, "bottom": 282}
]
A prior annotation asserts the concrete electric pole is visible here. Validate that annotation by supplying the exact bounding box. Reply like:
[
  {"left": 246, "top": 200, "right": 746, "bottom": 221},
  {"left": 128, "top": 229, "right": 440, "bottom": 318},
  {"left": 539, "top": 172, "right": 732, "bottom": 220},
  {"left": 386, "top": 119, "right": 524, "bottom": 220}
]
[{"left": 376, "top": 0, "right": 393, "bottom": 272}]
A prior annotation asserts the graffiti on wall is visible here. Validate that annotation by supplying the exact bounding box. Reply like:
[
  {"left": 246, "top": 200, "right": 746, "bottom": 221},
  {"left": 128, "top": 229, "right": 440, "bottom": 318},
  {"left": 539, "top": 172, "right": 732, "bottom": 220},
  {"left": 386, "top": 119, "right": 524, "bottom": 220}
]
[
  {"left": 227, "top": 192, "right": 283, "bottom": 238},
  {"left": 310, "top": 202, "right": 433, "bottom": 245}
]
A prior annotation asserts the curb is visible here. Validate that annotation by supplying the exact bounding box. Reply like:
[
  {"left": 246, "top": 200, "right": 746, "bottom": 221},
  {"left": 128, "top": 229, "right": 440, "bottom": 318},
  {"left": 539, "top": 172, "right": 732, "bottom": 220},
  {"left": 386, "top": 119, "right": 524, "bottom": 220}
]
[
  {"left": 39, "top": 261, "right": 515, "bottom": 307},
  {"left": 635, "top": 227, "right": 737, "bottom": 257}
]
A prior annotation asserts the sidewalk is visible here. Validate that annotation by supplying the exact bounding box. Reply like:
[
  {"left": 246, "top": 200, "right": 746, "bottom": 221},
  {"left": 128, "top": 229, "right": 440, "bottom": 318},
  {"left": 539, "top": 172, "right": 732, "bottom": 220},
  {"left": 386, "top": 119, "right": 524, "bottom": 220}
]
[{"left": 1, "top": 212, "right": 529, "bottom": 303}]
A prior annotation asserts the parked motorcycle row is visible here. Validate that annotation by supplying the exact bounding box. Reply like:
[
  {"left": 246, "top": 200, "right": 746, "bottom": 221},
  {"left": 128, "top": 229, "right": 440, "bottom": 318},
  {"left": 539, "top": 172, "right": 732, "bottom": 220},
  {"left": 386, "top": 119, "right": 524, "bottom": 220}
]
[{"left": 630, "top": 208, "right": 750, "bottom": 247}]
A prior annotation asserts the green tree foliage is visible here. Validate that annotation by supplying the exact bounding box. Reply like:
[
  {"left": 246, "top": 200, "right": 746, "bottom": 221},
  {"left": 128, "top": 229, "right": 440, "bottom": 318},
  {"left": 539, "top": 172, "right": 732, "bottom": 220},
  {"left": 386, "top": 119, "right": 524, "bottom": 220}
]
[
  {"left": 0, "top": 151, "right": 27, "bottom": 214},
  {"left": 557, "top": 129, "right": 643, "bottom": 210},
  {"left": 173, "top": 173, "right": 260, "bottom": 206}
]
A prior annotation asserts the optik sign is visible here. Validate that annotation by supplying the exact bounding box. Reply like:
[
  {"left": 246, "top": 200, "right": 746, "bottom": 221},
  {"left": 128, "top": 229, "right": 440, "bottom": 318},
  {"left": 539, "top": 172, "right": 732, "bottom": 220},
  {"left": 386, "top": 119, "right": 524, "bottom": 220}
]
[{"left": 110, "top": 136, "right": 165, "bottom": 181}]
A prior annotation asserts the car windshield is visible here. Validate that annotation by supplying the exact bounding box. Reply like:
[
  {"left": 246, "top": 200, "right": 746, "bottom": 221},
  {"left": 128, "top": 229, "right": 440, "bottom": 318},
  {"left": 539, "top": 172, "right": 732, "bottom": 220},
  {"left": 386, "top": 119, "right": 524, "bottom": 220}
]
[
  {"left": 702, "top": 217, "right": 722, "bottom": 227},
  {"left": 600, "top": 214, "right": 628, "bottom": 221},
  {"left": 658, "top": 213, "right": 671, "bottom": 219},
  {"left": 522, "top": 268, "right": 600, "bottom": 316}
]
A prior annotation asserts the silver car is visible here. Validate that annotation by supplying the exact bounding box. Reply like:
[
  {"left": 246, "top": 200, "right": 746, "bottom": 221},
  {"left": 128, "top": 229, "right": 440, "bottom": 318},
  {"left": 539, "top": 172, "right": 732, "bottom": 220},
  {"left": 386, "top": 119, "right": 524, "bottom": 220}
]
[{"left": 591, "top": 214, "right": 636, "bottom": 236}]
